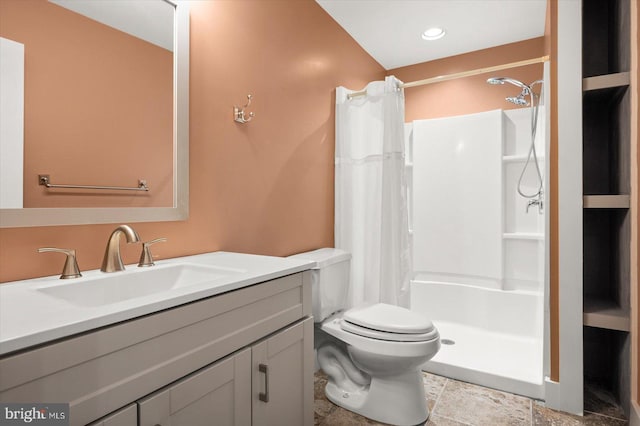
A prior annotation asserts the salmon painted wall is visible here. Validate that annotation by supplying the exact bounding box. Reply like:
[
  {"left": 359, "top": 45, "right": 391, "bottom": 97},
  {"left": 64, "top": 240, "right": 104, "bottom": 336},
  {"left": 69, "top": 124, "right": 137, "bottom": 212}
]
[
  {"left": 389, "top": 38, "right": 545, "bottom": 122},
  {"left": 0, "top": 0, "right": 385, "bottom": 282},
  {"left": 0, "top": 0, "right": 173, "bottom": 208}
]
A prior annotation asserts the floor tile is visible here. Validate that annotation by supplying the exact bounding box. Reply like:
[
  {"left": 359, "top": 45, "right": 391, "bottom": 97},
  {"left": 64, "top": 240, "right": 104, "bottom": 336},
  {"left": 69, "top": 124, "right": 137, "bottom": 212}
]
[
  {"left": 318, "top": 406, "right": 389, "bottom": 426},
  {"left": 314, "top": 372, "right": 630, "bottom": 426},
  {"left": 426, "top": 414, "right": 471, "bottom": 425},
  {"left": 315, "top": 371, "right": 337, "bottom": 425},
  {"left": 533, "top": 401, "right": 628, "bottom": 426},
  {"left": 431, "top": 379, "right": 532, "bottom": 426},
  {"left": 423, "top": 372, "right": 448, "bottom": 411},
  {"left": 314, "top": 370, "right": 394, "bottom": 425},
  {"left": 315, "top": 371, "right": 329, "bottom": 399}
]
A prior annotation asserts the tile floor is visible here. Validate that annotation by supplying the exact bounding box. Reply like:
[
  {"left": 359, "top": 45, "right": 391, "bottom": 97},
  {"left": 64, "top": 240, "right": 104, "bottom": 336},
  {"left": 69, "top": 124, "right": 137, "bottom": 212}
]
[{"left": 314, "top": 372, "right": 629, "bottom": 426}]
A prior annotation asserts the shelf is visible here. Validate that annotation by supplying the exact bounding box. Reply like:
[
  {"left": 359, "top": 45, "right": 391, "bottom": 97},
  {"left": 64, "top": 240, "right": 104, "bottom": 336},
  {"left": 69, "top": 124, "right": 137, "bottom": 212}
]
[
  {"left": 582, "top": 0, "right": 630, "bottom": 78},
  {"left": 582, "top": 88, "right": 630, "bottom": 195},
  {"left": 502, "top": 233, "right": 544, "bottom": 241},
  {"left": 582, "top": 72, "right": 630, "bottom": 92},
  {"left": 583, "top": 326, "right": 631, "bottom": 407},
  {"left": 584, "top": 299, "right": 630, "bottom": 332},
  {"left": 583, "top": 195, "right": 630, "bottom": 209}
]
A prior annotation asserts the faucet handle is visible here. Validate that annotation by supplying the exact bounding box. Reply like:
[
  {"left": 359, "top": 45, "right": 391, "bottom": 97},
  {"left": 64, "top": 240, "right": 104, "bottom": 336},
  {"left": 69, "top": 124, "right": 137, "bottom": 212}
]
[
  {"left": 38, "top": 247, "right": 82, "bottom": 279},
  {"left": 138, "top": 238, "right": 167, "bottom": 267}
]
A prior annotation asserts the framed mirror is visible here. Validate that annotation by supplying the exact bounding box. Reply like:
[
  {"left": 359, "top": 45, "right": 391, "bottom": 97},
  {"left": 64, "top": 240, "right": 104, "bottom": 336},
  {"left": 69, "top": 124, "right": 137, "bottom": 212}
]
[{"left": 0, "top": 0, "right": 189, "bottom": 227}]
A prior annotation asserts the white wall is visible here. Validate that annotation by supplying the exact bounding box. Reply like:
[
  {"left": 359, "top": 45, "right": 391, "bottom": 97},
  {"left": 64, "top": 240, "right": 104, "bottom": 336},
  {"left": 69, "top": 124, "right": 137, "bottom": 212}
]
[
  {"left": 412, "top": 110, "right": 504, "bottom": 289},
  {"left": 410, "top": 107, "right": 546, "bottom": 293}
]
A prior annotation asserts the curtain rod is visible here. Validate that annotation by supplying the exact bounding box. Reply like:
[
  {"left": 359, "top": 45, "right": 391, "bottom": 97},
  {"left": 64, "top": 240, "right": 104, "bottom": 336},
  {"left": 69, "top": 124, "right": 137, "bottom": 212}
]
[{"left": 347, "top": 55, "right": 550, "bottom": 99}]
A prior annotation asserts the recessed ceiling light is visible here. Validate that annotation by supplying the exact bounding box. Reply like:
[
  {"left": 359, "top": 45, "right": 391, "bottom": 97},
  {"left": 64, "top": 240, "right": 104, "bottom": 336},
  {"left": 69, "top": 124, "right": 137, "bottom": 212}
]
[{"left": 421, "top": 27, "right": 446, "bottom": 41}]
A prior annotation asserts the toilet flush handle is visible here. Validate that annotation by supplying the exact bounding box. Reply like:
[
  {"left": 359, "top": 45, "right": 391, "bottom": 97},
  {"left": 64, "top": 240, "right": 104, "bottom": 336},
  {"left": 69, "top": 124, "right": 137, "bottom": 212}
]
[{"left": 259, "top": 363, "right": 269, "bottom": 402}]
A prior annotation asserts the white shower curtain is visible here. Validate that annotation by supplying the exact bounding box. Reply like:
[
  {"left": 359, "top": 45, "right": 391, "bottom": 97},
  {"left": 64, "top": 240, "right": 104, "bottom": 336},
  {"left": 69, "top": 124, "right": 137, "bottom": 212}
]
[{"left": 335, "top": 76, "right": 411, "bottom": 308}]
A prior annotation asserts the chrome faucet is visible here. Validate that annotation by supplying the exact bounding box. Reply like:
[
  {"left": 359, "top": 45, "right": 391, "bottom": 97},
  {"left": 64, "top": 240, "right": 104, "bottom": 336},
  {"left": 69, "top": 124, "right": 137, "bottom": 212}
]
[
  {"left": 526, "top": 197, "right": 543, "bottom": 214},
  {"left": 101, "top": 225, "right": 141, "bottom": 272}
]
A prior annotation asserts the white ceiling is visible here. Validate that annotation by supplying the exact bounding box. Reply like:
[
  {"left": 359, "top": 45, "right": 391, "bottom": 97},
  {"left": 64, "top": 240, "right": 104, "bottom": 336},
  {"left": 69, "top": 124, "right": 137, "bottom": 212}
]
[
  {"left": 315, "top": 0, "right": 547, "bottom": 70},
  {"left": 49, "top": 0, "right": 174, "bottom": 51}
]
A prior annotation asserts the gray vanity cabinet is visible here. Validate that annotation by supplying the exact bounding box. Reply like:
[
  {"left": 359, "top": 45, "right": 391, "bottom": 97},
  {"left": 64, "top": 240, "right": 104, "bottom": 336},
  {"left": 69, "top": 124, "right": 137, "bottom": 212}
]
[
  {"left": 252, "top": 318, "right": 313, "bottom": 426},
  {"left": 0, "top": 271, "right": 313, "bottom": 426},
  {"left": 88, "top": 404, "right": 137, "bottom": 426},
  {"left": 136, "top": 317, "right": 313, "bottom": 426},
  {"left": 138, "top": 348, "right": 252, "bottom": 426}
]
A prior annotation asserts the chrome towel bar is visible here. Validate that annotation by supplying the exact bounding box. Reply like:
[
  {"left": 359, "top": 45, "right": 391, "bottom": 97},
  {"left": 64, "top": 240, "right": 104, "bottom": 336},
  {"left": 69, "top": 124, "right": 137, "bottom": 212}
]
[{"left": 38, "top": 174, "right": 149, "bottom": 192}]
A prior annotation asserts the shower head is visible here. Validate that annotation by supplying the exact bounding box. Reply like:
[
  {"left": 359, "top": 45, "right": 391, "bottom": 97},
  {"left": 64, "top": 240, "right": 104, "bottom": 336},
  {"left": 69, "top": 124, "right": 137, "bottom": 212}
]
[
  {"left": 487, "top": 76, "right": 534, "bottom": 107},
  {"left": 506, "top": 95, "right": 530, "bottom": 106},
  {"left": 486, "top": 77, "right": 530, "bottom": 90},
  {"left": 487, "top": 77, "right": 505, "bottom": 85}
]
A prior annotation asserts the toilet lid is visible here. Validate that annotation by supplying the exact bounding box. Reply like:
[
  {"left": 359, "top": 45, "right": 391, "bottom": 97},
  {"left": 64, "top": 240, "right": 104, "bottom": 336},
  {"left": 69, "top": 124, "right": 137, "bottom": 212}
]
[
  {"left": 342, "top": 303, "right": 435, "bottom": 334},
  {"left": 340, "top": 320, "right": 439, "bottom": 342}
]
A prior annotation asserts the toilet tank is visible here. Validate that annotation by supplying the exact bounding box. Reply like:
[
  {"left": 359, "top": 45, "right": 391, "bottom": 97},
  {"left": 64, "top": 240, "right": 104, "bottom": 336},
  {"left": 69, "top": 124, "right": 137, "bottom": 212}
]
[{"left": 289, "top": 248, "right": 351, "bottom": 322}]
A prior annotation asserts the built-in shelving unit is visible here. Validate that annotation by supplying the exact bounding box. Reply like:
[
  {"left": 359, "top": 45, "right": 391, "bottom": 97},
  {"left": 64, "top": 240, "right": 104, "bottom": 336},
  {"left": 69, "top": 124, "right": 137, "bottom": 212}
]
[{"left": 581, "top": 0, "right": 631, "bottom": 417}]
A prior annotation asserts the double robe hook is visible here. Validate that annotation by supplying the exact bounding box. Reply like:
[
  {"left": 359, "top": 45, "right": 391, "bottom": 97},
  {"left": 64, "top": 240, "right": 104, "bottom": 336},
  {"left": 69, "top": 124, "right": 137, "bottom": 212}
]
[{"left": 234, "top": 94, "right": 255, "bottom": 124}]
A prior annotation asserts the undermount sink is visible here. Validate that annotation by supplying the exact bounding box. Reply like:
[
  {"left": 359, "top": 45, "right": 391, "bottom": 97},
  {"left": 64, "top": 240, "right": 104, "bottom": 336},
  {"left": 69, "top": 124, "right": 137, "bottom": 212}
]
[{"left": 36, "top": 263, "right": 244, "bottom": 307}]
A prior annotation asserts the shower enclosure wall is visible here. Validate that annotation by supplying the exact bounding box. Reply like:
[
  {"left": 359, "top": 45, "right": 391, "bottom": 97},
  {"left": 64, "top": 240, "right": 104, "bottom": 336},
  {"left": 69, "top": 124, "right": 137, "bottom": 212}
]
[{"left": 407, "top": 99, "right": 548, "bottom": 398}]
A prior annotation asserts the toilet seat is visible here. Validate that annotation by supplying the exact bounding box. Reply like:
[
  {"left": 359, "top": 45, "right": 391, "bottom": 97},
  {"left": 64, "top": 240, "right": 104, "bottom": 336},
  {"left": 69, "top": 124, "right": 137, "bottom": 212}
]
[
  {"left": 340, "top": 320, "right": 439, "bottom": 342},
  {"left": 341, "top": 303, "right": 436, "bottom": 342},
  {"left": 321, "top": 315, "right": 440, "bottom": 358}
]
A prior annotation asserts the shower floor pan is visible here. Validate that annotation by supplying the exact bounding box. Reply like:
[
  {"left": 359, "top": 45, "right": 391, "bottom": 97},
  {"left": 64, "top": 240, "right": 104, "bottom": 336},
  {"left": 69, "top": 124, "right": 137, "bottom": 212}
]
[{"left": 423, "top": 319, "right": 544, "bottom": 399}]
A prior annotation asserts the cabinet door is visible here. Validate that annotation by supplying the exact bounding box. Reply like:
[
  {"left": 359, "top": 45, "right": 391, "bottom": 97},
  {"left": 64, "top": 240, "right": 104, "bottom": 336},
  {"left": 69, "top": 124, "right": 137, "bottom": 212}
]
[
  {"left": 87, "top": 404, "right": 136, "bottom": 426},
  {"left": 252, "top": 317, "right": 313, "bottom": 426},
  {"left": 138, "top": 348, "right": 251, "bottom": 426}
]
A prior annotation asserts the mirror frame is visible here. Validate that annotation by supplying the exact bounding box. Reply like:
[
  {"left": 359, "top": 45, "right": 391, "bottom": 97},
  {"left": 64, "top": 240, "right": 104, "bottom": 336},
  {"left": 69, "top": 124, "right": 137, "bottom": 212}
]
[{"left": 0, "top": 1, "right": 189, "bottom": 228}]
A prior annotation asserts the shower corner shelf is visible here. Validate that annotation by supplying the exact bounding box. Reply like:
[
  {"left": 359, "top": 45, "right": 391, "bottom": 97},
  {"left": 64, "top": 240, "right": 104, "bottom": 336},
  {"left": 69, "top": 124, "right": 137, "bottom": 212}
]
[
  {"left": 583, "top": 299, "right": 630, "bottom": 332},
  {"left": 502, "top": 232, "right": 544, "bottom": 241},
  {"left": 502, "top": 155, "right": 545, "bottom": 163},
  {"left": 583, "top": 195, "right": 630, "bottom": 209}
]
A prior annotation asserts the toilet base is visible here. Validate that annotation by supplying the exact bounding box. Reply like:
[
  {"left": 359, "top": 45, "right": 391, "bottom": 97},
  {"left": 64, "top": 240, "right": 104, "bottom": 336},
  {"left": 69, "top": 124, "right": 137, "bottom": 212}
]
[{"left": 324, "top": 368, "right": 429, "bottom": 426}]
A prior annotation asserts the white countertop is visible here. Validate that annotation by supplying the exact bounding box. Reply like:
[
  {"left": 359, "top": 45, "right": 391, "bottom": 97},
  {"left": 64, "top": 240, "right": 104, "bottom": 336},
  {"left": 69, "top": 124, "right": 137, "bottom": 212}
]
[{"left": 0, "top": 252, "right": 314, "bottom": 355}]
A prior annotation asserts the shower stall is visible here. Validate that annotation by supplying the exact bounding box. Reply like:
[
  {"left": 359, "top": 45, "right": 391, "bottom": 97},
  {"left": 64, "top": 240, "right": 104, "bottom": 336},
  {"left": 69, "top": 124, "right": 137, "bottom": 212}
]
[{"left": 407, "top": 66, "right": 550, "bottom": 399}]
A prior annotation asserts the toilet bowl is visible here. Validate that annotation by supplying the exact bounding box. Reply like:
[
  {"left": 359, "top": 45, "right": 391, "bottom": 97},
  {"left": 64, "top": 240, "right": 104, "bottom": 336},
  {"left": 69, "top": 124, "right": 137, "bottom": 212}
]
[
  {"left": 289, "top": 249, "right": 441, "bottom": 426},
  {"left": 319, "top": 304, "right": 440, "bottom": 425}
]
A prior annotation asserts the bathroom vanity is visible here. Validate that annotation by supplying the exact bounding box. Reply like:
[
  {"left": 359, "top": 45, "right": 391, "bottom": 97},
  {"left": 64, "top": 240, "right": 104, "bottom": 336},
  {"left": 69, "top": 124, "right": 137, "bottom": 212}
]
[{"left": 0, "top": 252, "right": 314, "bottom": 426}]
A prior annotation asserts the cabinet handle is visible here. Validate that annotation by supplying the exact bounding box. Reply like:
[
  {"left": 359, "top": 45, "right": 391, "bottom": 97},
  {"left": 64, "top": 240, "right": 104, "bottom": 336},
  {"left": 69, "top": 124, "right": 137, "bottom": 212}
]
[{"left": 258, "top": 363, "right": 269, "bottom": 403}]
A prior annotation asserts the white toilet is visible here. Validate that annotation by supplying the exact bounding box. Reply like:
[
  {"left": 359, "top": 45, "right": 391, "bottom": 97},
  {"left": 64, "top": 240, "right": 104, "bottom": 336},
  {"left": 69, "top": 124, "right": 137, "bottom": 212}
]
[{"left": 290, "top": 248, "right": 440, "bottom": 426}]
